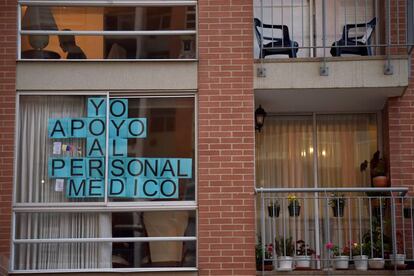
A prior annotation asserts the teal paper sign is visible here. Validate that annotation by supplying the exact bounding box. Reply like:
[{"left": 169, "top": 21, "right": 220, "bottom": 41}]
[{"left": 48, "top": 97, "right": 192, "bottom": 199}]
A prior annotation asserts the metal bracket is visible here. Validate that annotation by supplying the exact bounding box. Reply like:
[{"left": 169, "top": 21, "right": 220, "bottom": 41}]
[
  {"left": 384, "top": 62, "right": 394, "bottom": 75},
  {"left": 319, "top": 65, "right": 329, "bottom": 76},
  {"left": 257, "top": 66, "right": 266, "bottom": 78}
]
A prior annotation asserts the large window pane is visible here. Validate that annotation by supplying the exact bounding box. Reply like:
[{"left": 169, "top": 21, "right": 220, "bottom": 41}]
[
  {"left": 21, "top": 34, "right": 196, "bottom": 59},
  {"left": 21, "top": 6, "right": 196, "bottom": 31},
  {"left": 255, "top": 115, "right": 314, "bottom": 189},
  {"left": 317, "top": 114, "right": 377, "bottom": 187},
  {"left": 14, "top": 211, "right": 196, "bottom": 270},
  {"left": 109, "top": 97, "right": 195, "bottom": 202},
  {"left": 16, "top": 95, "right": 104, "bottom": 203},
  {"left": 19, "top": 5, "right": 197, "bottom": 60}
]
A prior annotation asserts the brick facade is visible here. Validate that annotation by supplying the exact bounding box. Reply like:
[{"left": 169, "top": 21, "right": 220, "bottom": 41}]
[
  {"left": 197, "top": 0, "right": 256, "bottom": 275},
  {"left": 0, "top": 0, "right": 17, "bottom": 271}
]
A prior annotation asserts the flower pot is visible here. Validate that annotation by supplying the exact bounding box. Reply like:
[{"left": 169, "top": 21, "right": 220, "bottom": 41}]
[
  {"left": 295, "top": 255, "right": 311, "bottom": 268},
  {"left": 390, "top": 254, "right": 405, "bottom": 266},
  {"left": 334, "top": 255, "right": 349, "bottom": 270},
  {"left": 288, "top": 204, "right": 301, "bottom": 217},
  {"left": 404, "top": 208, "right": 412, "bottom": 219},
  {"left": 332, "top": 206, "right": 345, "bottom": 217},
  {"left": 353, "top": 255, "right": 368, "bottom": 271},
  {"left": 368, "top": 258, "right": 385, "bottom": 269},
  {"left": 278, "top": 256, "right": 294, "bottom": 271},
  {"left": 268, "top": 205, "right": 280, "bottom": 217},
  {"left": 256, "top": 260, "right": 273, "bottom": 271},
  {"left": 373, "top": 176, "right": 388, "bottom": 187}
]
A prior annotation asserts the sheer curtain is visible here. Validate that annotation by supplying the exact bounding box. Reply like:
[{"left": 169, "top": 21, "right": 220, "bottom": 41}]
[
  {"left": 256, "top": 114, "right": 377, "bottom": 258},
  {"left": 16, "top": 95, "right": 111, "bottom": 270}
]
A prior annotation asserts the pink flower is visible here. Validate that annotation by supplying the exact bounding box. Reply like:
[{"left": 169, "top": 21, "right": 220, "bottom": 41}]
[{"left": 325, "top": 242, "right": 334, "bottom": 250}]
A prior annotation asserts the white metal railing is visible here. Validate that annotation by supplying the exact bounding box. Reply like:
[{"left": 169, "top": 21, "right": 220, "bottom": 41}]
[
  {"left": 256, "top": 187, "right": 414, "bottom": 274},
  {"left": 254, "top": 0, "right": 414, "bottom": 63}
]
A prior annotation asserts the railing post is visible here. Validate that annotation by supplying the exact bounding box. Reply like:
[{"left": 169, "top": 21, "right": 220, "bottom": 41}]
[
  {"left": 320, "top": 0, "right": 329, "bottom": 76},
  {"left": 384, "top": 0, "right": 393, "bottom": 75}
]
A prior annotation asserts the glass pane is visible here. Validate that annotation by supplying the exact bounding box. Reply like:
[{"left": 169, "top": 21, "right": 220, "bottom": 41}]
[
  {"left": 16, "top": 95, "right": 105, "bottom": 203},
  {"left": 255, "top": 115, "right": 314, "bottom": 189},
  {"left": 109, "top": 97, "right": 195, "bottom": 201},
  {"left": 317, "top": 114, "right": 377, "bottom": 187},
  {"left": 21, "top": 34, "right": 196, "bottom": 59},
  {"left": 14, "top": 211, "right": 196, "bottom": 270},
  {"left": 14, "top": 241, "right": 196, "bottom": 270},
  {"left": 15, "top": 211, "right": 196, "bottom": 239},
  {"left": 21, "top": 6, "right": 196, "bottom": 31}
]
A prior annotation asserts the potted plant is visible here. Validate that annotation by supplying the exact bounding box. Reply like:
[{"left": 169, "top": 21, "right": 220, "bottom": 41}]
[
  {"left": 390, "top": 231, "right": 406, "bottom": 266},
  {"left": 363, "top": 217, "right": 391, "bottom": 269},
  {"left": 255, "top": 237, "right": 273, "bottom": 271},
  {"left": 361, "top": 151, "right": 388, "bottom": 187},
  {"left": 295, "top": 240, "right": 314, "bottom": 268},
  {"left": 326, "top": 242, "right": 350, "bottom": 269},
  {"left": 268, "top": 200, "right": 280, "bottom": 217},
  {"left": 275, "top": 236, "right": 294, "bottom": 271},
  {"left": 352, "top": 242, "right": 370, "bottom": 271},
  {"left": 329, "top": 193, "right": 346, "bottom": 217},
  {"left": 288, "top": 194, "right": 301, "bottom": 217}
]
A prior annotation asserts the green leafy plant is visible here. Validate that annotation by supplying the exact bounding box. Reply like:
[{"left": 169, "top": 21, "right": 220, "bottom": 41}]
[
  {"left": 288, "top": 194, "right": 300, "bottom": 207},
  {"left": 275, "top": 236, "right": 294, "bottom": 257},
  {"left": 256, "top": 236, "right": 272, "bottom": 262},
  {"left": 362, "top": 217, "right": 392, "bottom": 258},
  {"left": 328, "top": 193, "right": 346, "bottom": 208},
  {"left": 351, "top": 242, "right": 371, "bottom": 256},
  {"left": 361, "top": 151, "right": 387, "bottom": 178}
]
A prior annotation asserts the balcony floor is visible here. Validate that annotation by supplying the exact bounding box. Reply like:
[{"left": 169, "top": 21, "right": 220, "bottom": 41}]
[{"left": 257, "top": 269, "right": 414, "bottom": 275}]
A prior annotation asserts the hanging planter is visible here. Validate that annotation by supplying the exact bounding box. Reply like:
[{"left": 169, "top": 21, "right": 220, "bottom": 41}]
[
  {"left": 287, "top": 194, "right": 301, "bottom": 217},
  {"left": 329, "top": 193, "right": 346, "bottom": 218},
  {"left": 288, "top": 204, "right": 301, "bottom": 217},
  {"left": 268, "top": 204, "right": 280, "bottom": 218}
]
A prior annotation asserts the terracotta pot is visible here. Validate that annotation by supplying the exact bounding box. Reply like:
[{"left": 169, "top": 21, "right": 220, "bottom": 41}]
[{"left": 373, "top": 176, "right": 388, "bottom": 187}]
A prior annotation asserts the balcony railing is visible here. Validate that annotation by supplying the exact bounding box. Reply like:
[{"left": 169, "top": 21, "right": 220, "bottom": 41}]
[
  {"left": 256, "top": 187, "right": 414, "bottom": 273},
  {"left": 254, "top": 0, "right": 414, "bottom": 63}
]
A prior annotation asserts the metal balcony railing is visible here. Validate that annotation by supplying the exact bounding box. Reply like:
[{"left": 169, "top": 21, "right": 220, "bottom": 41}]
[
  {"left": 256, "top": 187, "right": 414, "bottom": 274},
  {"left": 254, "top": 0, "right": 414, "bottom": 67}
]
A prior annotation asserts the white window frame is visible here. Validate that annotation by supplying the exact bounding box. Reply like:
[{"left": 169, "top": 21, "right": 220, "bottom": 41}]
[
  {"left": 17, "top": 0, "right": 198, "bottom": 61},
  {"left": 11, "top": 91, "right": 198, "bottom": 273}
]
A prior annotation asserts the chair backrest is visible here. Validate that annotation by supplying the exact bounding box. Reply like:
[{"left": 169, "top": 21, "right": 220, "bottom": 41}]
[
  {"left": 253, "top": 18, "right": 291, "bottom": 46},
  {"left": 346, "top": 17, "right": 377, "bottom": 44}
]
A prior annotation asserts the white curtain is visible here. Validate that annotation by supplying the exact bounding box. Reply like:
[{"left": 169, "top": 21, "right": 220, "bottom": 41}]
[
  {"left": 16, "top": 95, "right": 111, "bottom": 270},
  {"left": 256, "top": 114, "right": 377, "bottom": 258}
]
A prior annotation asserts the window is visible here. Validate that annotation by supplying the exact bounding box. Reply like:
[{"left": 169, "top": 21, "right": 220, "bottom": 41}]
[
  {"left": 256, "top": 113, "right": 378, "bottom": 189},
  {"left": 13, "top": 93, "right": 196, "bottom": 272},
  {"left": 18, "top": 1, "right": 197, "bottom": 60}
]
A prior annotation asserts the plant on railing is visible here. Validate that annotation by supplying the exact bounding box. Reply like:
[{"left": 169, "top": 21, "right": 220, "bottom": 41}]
[
  {"left": 361, "top": 151, "right": 388, "bottom": 187},
  {"left": 390, "top": 231, "right": 406, "bottom": 266},
  {"left": 328, "top": 193, "right": 346, "bottom": 217},
  {"left": 326, "top": 242, "right": 350, "bottom": 270},
  {"left": 287, "top": 194, "right": 301, "bottom": 217},
  {"left": 295, "top": 240, "right": 314, "bottom": 268},
  {"left": 275, "top": 236, "right": 294, "bottom": 270},
  {"left": 352, "top": 242, "right": 370, "bottom": 271},
  {"left": 268, "top": 200, "right": 280, "bottom": 217},
  {"left": 362, "top": 217, "right": 391, "bottom": 269},
  {"left": 255, "top": 236, "right": 273, "bottom": 271}
]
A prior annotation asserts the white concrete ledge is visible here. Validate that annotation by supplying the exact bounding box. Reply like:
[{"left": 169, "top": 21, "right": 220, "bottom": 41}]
[
  {"left": 16, "top": 61, "right": 198, "bottom": 91},
  {"left": 254, "top": 57, "right": 408, "bottom": 93}
]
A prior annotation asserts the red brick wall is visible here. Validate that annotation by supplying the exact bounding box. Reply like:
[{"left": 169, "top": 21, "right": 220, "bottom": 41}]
[
  {"left": 0, "top": 0, "right": 16, "bottom": 273},
  {"left": 197, "top": 0, "right": 256, "bottom": 275}
]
